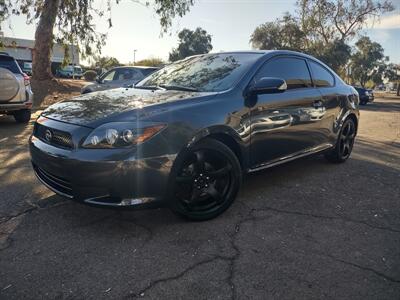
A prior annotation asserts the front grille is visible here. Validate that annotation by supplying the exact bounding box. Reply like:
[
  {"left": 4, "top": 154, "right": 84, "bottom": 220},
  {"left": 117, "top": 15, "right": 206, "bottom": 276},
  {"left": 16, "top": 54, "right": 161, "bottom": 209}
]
[
  {"left": 34, "top": 123, "right": 74, "bottom": 149},
  {"left": 33, "top": 164, "right": 73, "bottom": 198}
]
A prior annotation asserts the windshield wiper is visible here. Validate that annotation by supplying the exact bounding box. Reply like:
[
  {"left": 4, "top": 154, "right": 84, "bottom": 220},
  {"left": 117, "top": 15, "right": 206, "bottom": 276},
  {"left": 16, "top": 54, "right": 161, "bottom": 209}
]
[
  {"left": 159, "top": 84, "right": 199, "bottom": 92},
  {"left": 133, "top": 85, "right": 165, "bottom": 91}
]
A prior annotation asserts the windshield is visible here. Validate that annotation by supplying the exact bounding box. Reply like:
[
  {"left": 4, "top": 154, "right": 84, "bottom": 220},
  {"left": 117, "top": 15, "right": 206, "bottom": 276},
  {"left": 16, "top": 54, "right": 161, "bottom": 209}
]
[{"left": 136, "top": 53, "right": 262, "bottom": 92}]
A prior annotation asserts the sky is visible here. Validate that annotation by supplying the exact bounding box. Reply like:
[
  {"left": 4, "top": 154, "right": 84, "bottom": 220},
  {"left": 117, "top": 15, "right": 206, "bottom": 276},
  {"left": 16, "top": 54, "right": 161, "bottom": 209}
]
[{"left": 1, "top": 0, "right": 400, "bottom": 64}]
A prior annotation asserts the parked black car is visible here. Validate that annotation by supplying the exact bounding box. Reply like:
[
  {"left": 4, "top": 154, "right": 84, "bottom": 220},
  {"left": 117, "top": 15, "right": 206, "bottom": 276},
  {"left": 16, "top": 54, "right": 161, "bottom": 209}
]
[
  {"left": 30, "top": 51, "right": 359, "bottom": 220},
  {"left": 353, "top": 86, "right": 374, "bottom": 105}
]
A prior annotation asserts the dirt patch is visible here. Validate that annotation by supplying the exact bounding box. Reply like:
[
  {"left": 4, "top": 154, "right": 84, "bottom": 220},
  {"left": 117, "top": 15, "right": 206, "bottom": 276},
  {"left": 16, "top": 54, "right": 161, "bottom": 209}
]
[
  {"left": 31, "top": 78, "right": 89, "bottom": 108},
  {"left": 373, "top": 91, "right": 400, "bottom": 100}
]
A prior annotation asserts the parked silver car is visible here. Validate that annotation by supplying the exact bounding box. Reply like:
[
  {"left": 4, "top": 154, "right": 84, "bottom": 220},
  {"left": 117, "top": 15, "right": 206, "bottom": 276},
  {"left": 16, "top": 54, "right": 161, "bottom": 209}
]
[
  {"left": 81, "top": 66, "right": 158, "bottom": 94},
  {"left": 0, "top": 53, "right": 34, "bottom": 123}
]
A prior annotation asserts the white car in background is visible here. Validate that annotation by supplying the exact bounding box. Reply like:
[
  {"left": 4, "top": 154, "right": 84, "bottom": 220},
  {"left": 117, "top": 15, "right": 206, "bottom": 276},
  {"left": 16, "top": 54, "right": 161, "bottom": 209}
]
[
  {"left": 0, "top": 53, "right": 34, "bottom": 123},
  {"left": 56, "top": 65, "right": 84, "bottom": 79}
]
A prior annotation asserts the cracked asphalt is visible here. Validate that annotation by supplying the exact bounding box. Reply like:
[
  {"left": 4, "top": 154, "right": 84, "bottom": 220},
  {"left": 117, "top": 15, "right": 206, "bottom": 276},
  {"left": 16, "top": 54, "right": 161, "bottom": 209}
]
[{"left": 0, "top": 97, "right": 399, "bottom": 299}]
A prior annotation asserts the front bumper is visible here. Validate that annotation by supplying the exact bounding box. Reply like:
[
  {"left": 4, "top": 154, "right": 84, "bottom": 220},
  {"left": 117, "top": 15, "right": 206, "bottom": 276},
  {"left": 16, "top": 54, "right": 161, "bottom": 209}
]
[
  {"left": 30, "top": 133, "right": 175, "bottom": 209},
  {"left": 361, "top": 95, "right": 374, "bottom": 103}
]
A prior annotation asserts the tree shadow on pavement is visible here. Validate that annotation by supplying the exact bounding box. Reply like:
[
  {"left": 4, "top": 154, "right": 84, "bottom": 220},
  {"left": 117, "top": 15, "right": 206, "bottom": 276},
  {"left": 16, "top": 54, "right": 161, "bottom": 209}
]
[{"left": 359, "top": 100, "right": 400, "bottom": 113}]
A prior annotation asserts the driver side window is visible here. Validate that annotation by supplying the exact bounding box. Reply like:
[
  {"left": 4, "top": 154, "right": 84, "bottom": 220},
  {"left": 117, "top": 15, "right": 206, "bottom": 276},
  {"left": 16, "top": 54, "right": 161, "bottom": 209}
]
[{"left": 255, "top": 57, "right": 312, "bottom": 90}]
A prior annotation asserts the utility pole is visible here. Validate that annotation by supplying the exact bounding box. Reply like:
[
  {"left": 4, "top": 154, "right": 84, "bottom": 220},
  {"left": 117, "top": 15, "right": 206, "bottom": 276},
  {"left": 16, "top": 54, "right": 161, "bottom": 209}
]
[{"left": 133, "top": 49, "right": 137, "bottom": 65}]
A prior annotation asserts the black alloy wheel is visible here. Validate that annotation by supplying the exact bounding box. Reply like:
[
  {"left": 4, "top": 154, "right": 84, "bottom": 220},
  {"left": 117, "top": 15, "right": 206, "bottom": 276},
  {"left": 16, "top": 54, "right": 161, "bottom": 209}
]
[
  {"left": 325, "top": 118, "right": 356, "bottom": 163},
  {"left": 171, "top": 138, "right": 242, "bottom": 221}
]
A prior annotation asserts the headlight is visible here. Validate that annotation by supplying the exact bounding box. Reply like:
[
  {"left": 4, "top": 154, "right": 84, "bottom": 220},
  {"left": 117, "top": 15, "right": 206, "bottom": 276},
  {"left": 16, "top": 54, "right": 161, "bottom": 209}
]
[{"left": 82, "top": 122, "right": 166, "bottom": 148}]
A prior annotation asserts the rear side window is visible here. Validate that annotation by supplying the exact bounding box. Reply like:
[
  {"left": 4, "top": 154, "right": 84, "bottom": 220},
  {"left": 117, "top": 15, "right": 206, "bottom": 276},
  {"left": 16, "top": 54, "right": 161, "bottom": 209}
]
[
  {"left": 0, "top": 56, "right": 22, "bottom": 74},
  {"left": 309, "top": 61, "right": 335, "bottom": 87},
  {"left": 255, "top": 57, "right": 312, "bottom": 89}
]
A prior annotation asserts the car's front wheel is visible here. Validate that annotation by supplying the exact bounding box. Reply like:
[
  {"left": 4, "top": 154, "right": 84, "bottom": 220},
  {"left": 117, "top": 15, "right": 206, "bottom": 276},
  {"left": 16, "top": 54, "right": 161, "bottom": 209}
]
[
  {"left": 325, "top": 118, "right": 356, "bottom": 163},
  {"left": 13, "top": 109, "right": 31, "bottom": 124},
  {"left": 170, "top": 138, "right": 242, "bottom": 221}
]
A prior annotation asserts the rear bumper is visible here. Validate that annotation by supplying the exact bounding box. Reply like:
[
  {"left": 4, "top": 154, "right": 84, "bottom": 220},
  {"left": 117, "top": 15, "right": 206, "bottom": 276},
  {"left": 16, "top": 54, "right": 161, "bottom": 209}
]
[
  {"left": 0, "top": 87, "right": 33, "bottom": 112},
  {"left": 0, "top": 101, "right": 32, "bottom": 112},
  {"left": 30, "top": 136, "right": 175, "bottom": 209}
]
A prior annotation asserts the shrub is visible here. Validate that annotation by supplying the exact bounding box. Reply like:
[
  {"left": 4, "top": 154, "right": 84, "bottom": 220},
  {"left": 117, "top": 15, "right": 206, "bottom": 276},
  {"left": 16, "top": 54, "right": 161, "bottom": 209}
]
[{"left": 83, "top": 70, "right": 97, "bottom": 81}]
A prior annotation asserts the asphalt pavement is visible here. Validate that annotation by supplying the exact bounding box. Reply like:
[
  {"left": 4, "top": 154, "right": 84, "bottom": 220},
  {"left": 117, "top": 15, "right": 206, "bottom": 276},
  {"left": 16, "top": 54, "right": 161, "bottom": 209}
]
[{"left": 0, "top": 97, "right": 399, "bottom": 299}]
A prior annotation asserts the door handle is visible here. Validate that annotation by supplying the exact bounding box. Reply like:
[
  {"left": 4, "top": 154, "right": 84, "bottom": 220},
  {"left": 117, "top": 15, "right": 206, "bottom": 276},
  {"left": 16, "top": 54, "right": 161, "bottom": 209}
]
[{"left": 313, "top": 100, "right": 324, "bottom": 108}]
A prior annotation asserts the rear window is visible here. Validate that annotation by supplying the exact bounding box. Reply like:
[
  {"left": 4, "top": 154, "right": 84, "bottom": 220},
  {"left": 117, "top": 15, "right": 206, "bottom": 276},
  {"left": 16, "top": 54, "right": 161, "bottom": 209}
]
[{"left": 0, "top": 56, "right": 22, "bottom": 74}]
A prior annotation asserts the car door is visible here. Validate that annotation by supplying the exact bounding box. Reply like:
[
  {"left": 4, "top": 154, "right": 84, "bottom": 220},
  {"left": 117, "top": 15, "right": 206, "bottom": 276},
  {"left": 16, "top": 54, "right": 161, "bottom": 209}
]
[
  {"left": 249, "top": 56, "right": 328, "bottom": 168},
  {"left": 308, "top": 60, "right": 340, "bottom": 146}
]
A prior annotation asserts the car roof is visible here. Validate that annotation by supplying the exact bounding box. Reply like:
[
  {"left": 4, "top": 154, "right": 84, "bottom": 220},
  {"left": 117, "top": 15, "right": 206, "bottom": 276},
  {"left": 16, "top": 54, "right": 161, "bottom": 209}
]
[
  {"left": 195, "top": 50, "right": 324, "bottom": 60},
  {"left": 0, "top": 53, "right": 16, "bottom": 60},
  {"left": 112, "top": 66, "right": 158, "bottom": 70}
]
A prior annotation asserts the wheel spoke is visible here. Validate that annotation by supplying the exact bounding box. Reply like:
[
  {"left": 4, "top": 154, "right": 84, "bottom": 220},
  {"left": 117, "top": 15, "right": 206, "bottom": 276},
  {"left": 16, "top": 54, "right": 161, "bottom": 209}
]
[
  {"left": 207, "top": 165, "right": 231, "bottom": 178},
  {"left": 176, "top": 175, "right": 194, "bottom": 183},
  {"left": 205, "top": 184, "right": 223, "bottom": 203},
  {"left": 190, "top": 187, "right": 202, "bottom": 202},
  {"left": 343, "top": 123, "right": 350, "bottom": 136},
  {"left": 193, "top": 150, "right": 206, "bottom": 173},
  {"left": 343, "top": 143, "right": 349, "bottom": 156}
]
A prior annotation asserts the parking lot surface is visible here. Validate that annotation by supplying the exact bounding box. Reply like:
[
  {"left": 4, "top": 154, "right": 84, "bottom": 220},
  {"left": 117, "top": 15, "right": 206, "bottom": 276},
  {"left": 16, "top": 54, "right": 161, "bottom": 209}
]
[{"left": 0, "top": 97, "right": 399, "bottom": 299}]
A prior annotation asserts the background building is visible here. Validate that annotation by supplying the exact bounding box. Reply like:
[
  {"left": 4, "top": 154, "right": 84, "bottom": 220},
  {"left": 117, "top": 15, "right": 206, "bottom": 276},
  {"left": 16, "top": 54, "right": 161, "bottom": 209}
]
[{"left": 0, "top": 32, "right": 79, "bottom": 74}]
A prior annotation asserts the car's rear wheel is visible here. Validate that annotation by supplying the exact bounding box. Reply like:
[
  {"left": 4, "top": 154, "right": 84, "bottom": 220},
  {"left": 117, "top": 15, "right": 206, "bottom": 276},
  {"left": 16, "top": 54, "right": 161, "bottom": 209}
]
[
  {"left": 325, "top": 118, "right": 356, "bottom": 163},
  {"left": 13, "top": 109, "right": 31, "bottom": 124},
  {"left": 170, "top": 138, "right": 242, "bottom": 221}
]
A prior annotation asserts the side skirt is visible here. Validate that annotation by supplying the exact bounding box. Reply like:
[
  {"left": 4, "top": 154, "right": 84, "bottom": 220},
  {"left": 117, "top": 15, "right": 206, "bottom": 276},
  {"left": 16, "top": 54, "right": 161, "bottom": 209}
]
[{"left": 247, "top": 143, "right": 333, "bottom": 173}]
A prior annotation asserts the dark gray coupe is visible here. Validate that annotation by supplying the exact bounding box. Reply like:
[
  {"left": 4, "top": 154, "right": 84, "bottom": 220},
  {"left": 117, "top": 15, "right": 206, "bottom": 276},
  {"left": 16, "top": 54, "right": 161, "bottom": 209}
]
[{"left": 30, "top": 51, "right": 359, "bottom": 220}]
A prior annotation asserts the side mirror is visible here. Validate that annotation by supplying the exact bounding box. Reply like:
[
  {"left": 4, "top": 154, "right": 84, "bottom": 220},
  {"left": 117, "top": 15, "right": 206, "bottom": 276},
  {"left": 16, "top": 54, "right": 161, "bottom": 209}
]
[{"left": 247, "top": 77, "right": 287, "bottom": 96}]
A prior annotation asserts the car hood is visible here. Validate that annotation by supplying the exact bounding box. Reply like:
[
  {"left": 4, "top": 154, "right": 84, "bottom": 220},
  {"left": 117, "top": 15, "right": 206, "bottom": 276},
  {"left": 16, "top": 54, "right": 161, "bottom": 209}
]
[{"left": 41, "top": 87, "right": 216, "bottom": 127}]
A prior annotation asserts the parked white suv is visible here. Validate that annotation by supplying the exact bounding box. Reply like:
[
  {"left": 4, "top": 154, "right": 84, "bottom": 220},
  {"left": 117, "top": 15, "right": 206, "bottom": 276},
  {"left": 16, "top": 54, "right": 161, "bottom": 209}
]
[{"left": 0, "top": 53, "right": 34, "bottom": 123}]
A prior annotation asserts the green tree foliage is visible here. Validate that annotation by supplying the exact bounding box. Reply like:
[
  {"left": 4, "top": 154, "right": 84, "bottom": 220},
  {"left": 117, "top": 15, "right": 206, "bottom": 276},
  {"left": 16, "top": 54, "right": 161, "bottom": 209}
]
[
  {"left": 169, "top": 27, "right": 213, "bottom": 62},
  {"left": 250, "top": 0, "right": 393, "bottom": 73},
  {"left": 383, "top": 63, "right": 400, "bottom": 95},
  {"left": 83, "top": 70, "right": 97, "bottom": 81},
  {"left": 351, "top": 36, "right": 387, "bottom": 87},
  {"left": 0, "top": 0, "right": 195, "bottom": 80},
  {"left": 250, "top": 14, "right": 306, "bottom": 51},
  {"left": 134, "top": 57, "right": 165, "bottom": 67},
  {"left": 91, "top": 56, "right": 121, "bottom": 70}
]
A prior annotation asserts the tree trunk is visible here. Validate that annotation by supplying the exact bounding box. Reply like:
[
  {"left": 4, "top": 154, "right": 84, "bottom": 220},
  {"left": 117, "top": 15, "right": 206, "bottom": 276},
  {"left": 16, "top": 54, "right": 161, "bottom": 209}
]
[
  {"left": 397, "top": 82, "right": 400, "bottom": 96},
  {"left": 32, "top": 0, "right": 60, "bottom": 80}
]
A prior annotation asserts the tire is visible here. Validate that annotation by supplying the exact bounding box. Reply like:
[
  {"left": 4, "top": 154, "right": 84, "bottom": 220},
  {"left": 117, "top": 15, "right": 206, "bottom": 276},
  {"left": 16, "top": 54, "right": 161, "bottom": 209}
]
[
  {"left": 13, "top": 109, "right": 31, "bottom": 124},
  {"left": 325, "top": 118, "right": 356, "bottom": 163},
  {"left": 169, "top": 138, "right": 242, "bottom": 221}
]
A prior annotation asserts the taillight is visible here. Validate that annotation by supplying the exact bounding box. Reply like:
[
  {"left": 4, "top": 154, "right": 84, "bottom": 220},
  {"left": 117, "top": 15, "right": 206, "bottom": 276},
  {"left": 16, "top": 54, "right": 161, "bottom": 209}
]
[{"left": 23, "top": 73, "right": 30, "bottom": 86}]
